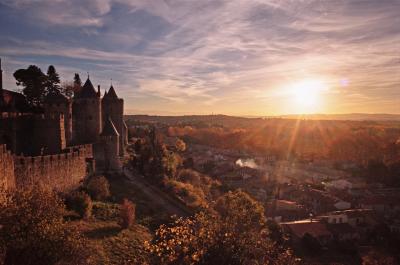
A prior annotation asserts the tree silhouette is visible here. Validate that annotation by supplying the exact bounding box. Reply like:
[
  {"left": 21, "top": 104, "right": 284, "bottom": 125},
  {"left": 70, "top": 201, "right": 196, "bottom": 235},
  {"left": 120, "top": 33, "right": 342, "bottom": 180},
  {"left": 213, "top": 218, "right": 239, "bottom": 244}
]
[
  {"left": 13, "top": 65, "right": 47, "bottom": 107},
  {"left": 45, "top": 65, "right": 61, "bottom": 94},
  {"left": 73, "top": 73, "right": 82, "bottom": 95}
]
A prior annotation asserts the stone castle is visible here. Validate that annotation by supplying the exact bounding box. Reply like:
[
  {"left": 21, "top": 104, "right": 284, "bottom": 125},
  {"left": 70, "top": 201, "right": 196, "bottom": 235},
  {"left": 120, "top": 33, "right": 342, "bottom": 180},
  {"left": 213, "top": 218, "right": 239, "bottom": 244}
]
[{"left": 0, "top": 59, "right": 127, "bottom": 192}]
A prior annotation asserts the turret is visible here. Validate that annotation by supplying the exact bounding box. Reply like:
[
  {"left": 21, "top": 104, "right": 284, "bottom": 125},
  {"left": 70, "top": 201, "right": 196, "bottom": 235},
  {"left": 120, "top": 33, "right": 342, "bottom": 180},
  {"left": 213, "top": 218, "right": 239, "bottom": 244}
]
[
  {"left": 72, "top": 77, "right": 102, "bottom": 144},
  {"left": 102, "top": 84, "right": 125, "bottom": 156},
  {"left": 98, "top": 117, "right": 121, "bottom": 172},
  {"left": 44, "top": 91, "right": 72, "bottom": 145}
]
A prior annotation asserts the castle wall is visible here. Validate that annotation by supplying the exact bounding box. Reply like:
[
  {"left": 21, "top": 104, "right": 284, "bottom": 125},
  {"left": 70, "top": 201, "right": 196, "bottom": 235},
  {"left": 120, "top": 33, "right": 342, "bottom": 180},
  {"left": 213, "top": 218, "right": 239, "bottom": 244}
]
[
  {"left": 0, "top": 113, "right": 65, "bottom": 155},
  {"left": 72, "top": 98, "right": 102, "bottom": 144},
  {"left": 102, "top": 98, "right": 124, "bottom": 156},
  {"left": 0, "top": 144, "right": 16, "bottom": 190},
  {"left": 13, "top": 144, "right": 93, "bottom": 192},
  {"left": 94, "top": 136, "right": 121, "bottom": 173},
  {"left": 44, "top": 100, "right": 72, "bottom": 145}
]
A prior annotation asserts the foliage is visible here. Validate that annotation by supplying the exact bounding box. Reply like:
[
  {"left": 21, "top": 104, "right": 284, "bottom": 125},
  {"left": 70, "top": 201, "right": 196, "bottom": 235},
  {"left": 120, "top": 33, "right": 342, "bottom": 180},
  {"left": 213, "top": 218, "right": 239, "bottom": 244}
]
[
  {"left": 166, "top": 120, "right": 400, "bottom": 166},
  {"left": 176, "top": 169, "right": 221, "bottom": 200},
  {"left": 266, "top": 219, "right": 286, "bottom": 245},
  {"left": 0, "top": 187, "right": 92, "bottom": 265},
  {"left": 175, "top": 138, "right": 186, "bottom": 152},
  {"left": 162, "top": 151, "right": 182, "bottom": 178},
  {"left": 301, "top": 233, "right": 321, "bottom": 255},
  {"left": 119, "top": 199, "right": 136, "bottom": 229},
  {"left": 66, "top": 191, "right": 93, "bottom": 219},
  {"left": 147, "top": 190, "right": 299, "bottom": 265},
  {"left": 164, "top": 179, "right": 208, "bottom": 209},
  {"left": 13, "top": 65, "right": 47, "bottom": 107},
  {"left": 74, "top": 73, "right": 82, "bottom": 88},
  {"left": 45, "top": 65, "right": 61, "bottom": 94},
  {"left": 86, "top": 175, "right": 111, "bottom": 201},
  {"left": 92, "top": 201, "right": 120, "bottom": 221},
  {"left": 362, "top": 250, "right": 397, "bottom": 265},
  {"left": 132, "top": 128, "right": 182, "bottom": 182}
]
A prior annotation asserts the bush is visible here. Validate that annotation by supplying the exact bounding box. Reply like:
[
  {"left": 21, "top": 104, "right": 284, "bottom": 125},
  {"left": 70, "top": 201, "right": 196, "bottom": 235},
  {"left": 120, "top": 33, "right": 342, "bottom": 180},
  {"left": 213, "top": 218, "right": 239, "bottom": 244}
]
[
  {"left": 92, "top": 201, "right": 120, "bottom": 221},
  {"left": 0, "top": 187, "right": 91, "bottom": 265},
  {"left": 65, "top": 191, "right": 92, "bottom": 219},
  {"left": 147, "top": 190, "right": 299, "bottom": 265},
  {"left": 86, "top": 175, "right": 110, "bottom": 201},
  {"left": 164, "top": 179, "right": 207, "bottom": 209},
  {"left": 119, "top": 199, "right": 136, "bottom": 229}
]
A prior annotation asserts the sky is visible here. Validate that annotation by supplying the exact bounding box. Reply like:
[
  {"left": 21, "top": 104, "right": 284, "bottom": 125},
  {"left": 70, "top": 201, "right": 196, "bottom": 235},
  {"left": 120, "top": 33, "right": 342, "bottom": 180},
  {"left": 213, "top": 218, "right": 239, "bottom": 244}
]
[{"left": 0, "top": 0, "right": 399, "bottom": 116}]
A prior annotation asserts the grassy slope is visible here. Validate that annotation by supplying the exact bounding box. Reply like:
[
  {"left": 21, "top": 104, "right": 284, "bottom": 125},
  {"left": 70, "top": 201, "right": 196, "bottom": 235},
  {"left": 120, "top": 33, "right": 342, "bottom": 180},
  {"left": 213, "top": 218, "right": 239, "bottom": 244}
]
[{"left": 68, "top": 174, "right": 175, "bottom": 265}]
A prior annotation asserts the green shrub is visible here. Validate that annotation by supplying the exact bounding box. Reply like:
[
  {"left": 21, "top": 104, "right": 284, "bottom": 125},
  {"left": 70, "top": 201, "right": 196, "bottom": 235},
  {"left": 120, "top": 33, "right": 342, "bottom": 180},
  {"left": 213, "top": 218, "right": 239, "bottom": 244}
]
[
  {"left": 86, "top": 175, "right": 111, "bottom": 201},
  {"left": 66, "top": 191, "right": 92, "bottom": 219},
  {"left": 119, "top": 199, "right": 136, "bottom": 229}
]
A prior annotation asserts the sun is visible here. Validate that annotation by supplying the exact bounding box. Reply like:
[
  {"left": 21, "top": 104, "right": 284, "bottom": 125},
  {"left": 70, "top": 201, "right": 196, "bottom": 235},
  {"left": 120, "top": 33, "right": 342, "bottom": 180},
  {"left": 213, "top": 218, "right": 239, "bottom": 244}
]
[{"left": 288, "top": 79, "right": 327, "bottom": 113}]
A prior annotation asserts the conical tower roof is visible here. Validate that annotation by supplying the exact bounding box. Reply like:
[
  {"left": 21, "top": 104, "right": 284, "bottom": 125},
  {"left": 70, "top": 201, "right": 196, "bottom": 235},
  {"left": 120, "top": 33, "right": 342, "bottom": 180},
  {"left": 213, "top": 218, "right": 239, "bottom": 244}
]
[
  {"left": 103, "top": 85, "right": 118, "bottom": 100},
  {"left": 100, "top": 117, "right": 119, "bottom": 136},
  {"left": 78, "top": 78, "right": 98, "bottom": 98}
]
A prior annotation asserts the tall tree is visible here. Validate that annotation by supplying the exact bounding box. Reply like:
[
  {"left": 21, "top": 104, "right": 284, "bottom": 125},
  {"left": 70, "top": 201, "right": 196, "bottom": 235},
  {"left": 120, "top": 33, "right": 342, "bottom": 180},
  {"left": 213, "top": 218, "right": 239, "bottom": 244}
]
[
  {"left": 46, "top": 65, "right": 61, "bottom": 94},
  {"left": 13, "top": 65, "right": 47, "bottom": 107},
  {"left": 73, "top": 73, "right": 82, "bottom": 93}
]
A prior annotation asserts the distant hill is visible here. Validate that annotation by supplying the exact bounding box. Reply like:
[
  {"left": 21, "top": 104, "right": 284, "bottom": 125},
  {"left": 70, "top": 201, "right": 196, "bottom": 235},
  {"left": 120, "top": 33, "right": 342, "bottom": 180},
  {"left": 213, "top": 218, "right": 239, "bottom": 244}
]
[
  {"left": 125, "top": 113, "right": 400, "bottom": 126},
  {"left": 277, "top": 113, "right": 400, "bottom": 121}
]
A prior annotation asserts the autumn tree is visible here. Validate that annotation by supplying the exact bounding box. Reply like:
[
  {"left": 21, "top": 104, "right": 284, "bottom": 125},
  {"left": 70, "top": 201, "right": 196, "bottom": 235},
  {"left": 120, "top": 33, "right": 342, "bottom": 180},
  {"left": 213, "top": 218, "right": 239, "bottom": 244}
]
[
  {"left": 147, "top": 190, "right": 299, "bottom": 265},
  {"left": 119, "top": 199, "right": 136, "bottom": 229},
  {"left": 0, "top": 187, "right": 91, "bottom": 265},
  {"left": 86, "top": 175, "right": 111, "bottom": 201},
  {"left": 175, "top": 138, "right": 186, "bottom": 152}
]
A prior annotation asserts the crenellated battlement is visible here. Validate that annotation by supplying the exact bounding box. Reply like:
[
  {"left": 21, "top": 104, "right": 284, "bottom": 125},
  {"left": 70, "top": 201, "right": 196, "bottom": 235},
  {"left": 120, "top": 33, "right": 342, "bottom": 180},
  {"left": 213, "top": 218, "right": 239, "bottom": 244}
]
[
  {"left": 0, "top": 112, "right": 64, "bottom": 120},
  {"left": 12, "top": 143, "right": 94, "bottom": 192},
  {"left": 13, "top": 144, "right": 93, "bottom": 166}
]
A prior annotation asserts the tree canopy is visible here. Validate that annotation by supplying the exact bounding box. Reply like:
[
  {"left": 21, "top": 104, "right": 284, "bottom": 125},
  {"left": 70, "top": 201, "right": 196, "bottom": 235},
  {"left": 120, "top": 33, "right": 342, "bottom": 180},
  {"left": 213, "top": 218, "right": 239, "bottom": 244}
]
[
  {"left": 13, "top": 65, "right": 47, "bottom": 107},
  {"left": 147, "top": 190, "right": 299, "bottom": 265},
  {"left": 0, "top": 187, "right": 92, "bottom": 265},
  {"left": 45, "top": 65, "right": 61, "bottom": 94}
]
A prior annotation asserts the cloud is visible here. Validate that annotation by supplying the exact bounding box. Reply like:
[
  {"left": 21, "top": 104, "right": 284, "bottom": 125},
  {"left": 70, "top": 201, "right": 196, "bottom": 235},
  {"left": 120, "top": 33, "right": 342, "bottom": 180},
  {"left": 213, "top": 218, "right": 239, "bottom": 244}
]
[{"left": 0, "top": 0, "right": 399, "bottom": 114}]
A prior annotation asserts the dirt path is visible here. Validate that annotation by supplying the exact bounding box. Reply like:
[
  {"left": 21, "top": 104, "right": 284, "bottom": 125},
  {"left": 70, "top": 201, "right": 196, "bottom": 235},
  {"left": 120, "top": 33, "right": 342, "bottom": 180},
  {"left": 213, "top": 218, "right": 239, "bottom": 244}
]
[{"left": 123, "top": 169, "right": 192, "bottom": 217}]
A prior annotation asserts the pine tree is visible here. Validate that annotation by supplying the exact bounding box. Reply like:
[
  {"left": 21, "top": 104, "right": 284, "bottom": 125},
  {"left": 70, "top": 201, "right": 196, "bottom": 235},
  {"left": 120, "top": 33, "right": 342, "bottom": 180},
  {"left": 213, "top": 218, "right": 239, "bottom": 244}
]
[
  {"left": 46, "top": 65, "right": 61, "bottom": 94},
  {"left": 73, "top": 73, "right": 81, "bottom": 88},
  {"left": 73, "top": 73, "right": 82, "bottom": 95}
]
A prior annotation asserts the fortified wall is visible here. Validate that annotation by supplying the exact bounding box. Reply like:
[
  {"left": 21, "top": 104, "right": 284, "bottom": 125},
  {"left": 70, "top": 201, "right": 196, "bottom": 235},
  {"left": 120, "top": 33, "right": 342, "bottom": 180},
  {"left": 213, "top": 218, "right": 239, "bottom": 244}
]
[
  {"left": 13, "top": 144, "right": 93, "bottom": 192},
  {"left": 0, "top": 112, "right": 66, "bottom": 155},
  {"left": 0, "top": 144, "right": 93, "bottom": 193},
  {"left": 0, "top": 144, "right": 15, "bottom": 190}
]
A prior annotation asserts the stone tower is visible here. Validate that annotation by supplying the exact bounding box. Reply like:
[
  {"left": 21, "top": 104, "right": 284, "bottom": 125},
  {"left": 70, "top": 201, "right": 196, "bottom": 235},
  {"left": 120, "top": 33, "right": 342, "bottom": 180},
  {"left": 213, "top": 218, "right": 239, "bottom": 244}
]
[
  {"left": 43, "top": 92, "right": 72, "bottom": 145},
  {"left": 102, "top": 85, "right": 125, "bottom": 156},
  {"left": 98, "top": 117, "right": 121, "bottom": 172},
  {"left": 72, "top": 77, "right": 102, "bottom": 144}
]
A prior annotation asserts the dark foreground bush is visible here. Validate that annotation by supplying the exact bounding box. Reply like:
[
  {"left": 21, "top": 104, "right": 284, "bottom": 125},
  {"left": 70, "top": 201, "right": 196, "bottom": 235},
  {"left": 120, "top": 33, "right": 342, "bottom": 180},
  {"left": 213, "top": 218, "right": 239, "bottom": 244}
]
[
  {"left": 0, "top": 187, "right": 93, "bottom": 265},
  {"left": 86, "top": 175, "right": 111, "bottom": 201},
  {"left": 65, "top": 191, "right": 93, "bottom": 219},
  {"left": 119, "top": 199, "right": 136, "bottom": 229}
]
